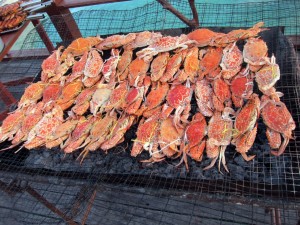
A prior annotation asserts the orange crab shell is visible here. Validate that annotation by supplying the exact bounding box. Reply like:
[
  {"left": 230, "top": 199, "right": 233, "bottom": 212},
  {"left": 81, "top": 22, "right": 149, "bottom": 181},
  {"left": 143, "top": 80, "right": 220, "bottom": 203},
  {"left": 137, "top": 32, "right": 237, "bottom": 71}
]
[
  {"left": 261, "top": 98, "right": 295, "bottom": 134},
  {"left": 18, "top": 82, "right": 47, "bottom": 108},
  {"left": 160, "top": 51, "right": 185, "bottom": 83},
  {"left": 150, "top": 52, "right": 169, "bottom": 82},
  {"left": 208, "top": 112, "right": 232, "bottom": 142},
  {"left": 187, "top": 28, "right": 224, "bottom": 47},
  {"left": 213, "top": 78, "right": 231, "bottom": 104},
  {"left": 56, "top": 80, "right": 83, "bottom": 110},
  {"left": 96, "top": 33, "right": 136, "bottom": 50},
  {"left": 243, "top": 38, "right": 268, "bottom": 65},
  {"left": 266, "top": 128, "right": 281, "bottom": 149},
  {"left": 199, "top": 47, "right": 223, "bottom": 77},
  {"left": 235, "top": 94, "right": 260, "bottom": 135},
  {"left": 234, "top": 124, "right": 257, "bottom": 161},
  {"left": 185, "top": 113, "right": 207, "bottom": 147},
  {"left": 42, "top": 83, "right": 61, "bottom": 103},
  {"left": 131, "top": 115, "right": 160, "bottom": 157},
  {"left": 128, "top": 58, "right": 150, "bottom": 86},
  {"left": 166, "top": 84, "right": 190, "bottom": 108},
  {"left": 67, "top": 51, "right": 88, "bottom": 83},
  {"left": 61, "top": 36, "right": 102, "bottom": 61}
]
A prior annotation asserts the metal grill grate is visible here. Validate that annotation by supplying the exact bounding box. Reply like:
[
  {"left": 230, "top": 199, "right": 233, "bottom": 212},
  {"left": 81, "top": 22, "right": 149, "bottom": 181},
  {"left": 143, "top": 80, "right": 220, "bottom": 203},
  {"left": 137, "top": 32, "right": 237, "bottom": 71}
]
[{"left": 0, "top": 0, "right": 299, "bottom": 224}]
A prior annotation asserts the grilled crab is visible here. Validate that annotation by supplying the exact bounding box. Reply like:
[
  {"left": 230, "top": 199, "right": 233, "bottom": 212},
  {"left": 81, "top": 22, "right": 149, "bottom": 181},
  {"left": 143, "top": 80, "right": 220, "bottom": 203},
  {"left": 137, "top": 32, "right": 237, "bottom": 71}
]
[
  {"left": 198, "top": 47, "right": 223, "bottom": 78},
  {"left": 125, "top": 31, "right": 162, "bottom": 49},
  {"left": 136, "top": 81, "right": 169, "bottom": 117},
  {"left": 234, "top": 93, "right": 260, "bottom": 138},
  {"left": 166, "top": 82, "right": 192, "bottom": 130},
  {"left": 213, "top": 22, "right": 266, "bottom": 47},
  {"left": 62, "top": 116, "right": 96, "bottom": 153},
  {"left": 18, "top": 82, "right": 46, "bottom": 109},
  {"left": 261, "top": 95, "right": 296, "bottom": 156},
  {"left": 220, "top": 42, "right": 243, "bottom": 79},
  {"left": 212, "top": 78, "right": 232, "bottom": 112},
  {"left": 23, "top": 105, "right": 64, "bottom": 150},
  {"left": 55, "top": 80, "right": 83, "bottom": 111},
  {"left": 0, "top": 108, "right": 25, "bottom": 144},
  {"left": 71, "top": 86, "right": 97, "bottom": 116},
  {"left": 230, "top": 69, "right": 254, "bottom": 108},
  {"left": 78, "top": 113, "right": 117, "bottom": 162},
  {"left": 128, "top": 57, "right": 150, "bottom": 87},
  {"left": 96, "top": 33, "right": 136, "bottom": 50},
  {"left": 46, "top": 117, "right": 79, "bottom": 149},
  {"left": 176, "top": 47, "right": 199, "bottom": 83},
  {"left": 187, "top": 28, "right": 224, "bottom": 47},
  {"left": 66, "top": 51, "right": 88, "bottom": 83},
  {"left": 195, "top": 78, "right": 214, "bottom": 117},
  {"left": 136, "top": 34, "right": 196, "bottom": 61},
  {"left": 83, "top": 49, "right": 103, "bottom": 81},
  {"left": 150, "top": 52, "right": 169, "bottom": 82},
  {"left": 101, "top": 115, "right": 136, "bottom": 151},
  {"left": 243, "top": 37, "right": 268, "bottom": 72},
  {"left": 102, "top": 49, "right": 120, "bottom": 83},
  {"left": 61, "top": 36, "right": 103, "bottom": 61},
  {"left": 204, "top": 108, "right": 235, "bottom": 173},
  {"left": 41, "top": 47, "right": 63, "bottom": 82},
  {"left": 160, "top": 50, "right": 185, "bottom": 83},
  {"left": 90, "top": 83, "right": 113, "bottom": 116},
  {"left": 131, "top": 113, "right": 160, "bottom": 158},
  {"left": 255, "top": 55, "right": 280, "bottom": 94},
  {"left": 116, "top": 49, "right": 133, "bottom": 81},
  {"left": 178, "top": 113, "right": 207, "bottom": 170}
]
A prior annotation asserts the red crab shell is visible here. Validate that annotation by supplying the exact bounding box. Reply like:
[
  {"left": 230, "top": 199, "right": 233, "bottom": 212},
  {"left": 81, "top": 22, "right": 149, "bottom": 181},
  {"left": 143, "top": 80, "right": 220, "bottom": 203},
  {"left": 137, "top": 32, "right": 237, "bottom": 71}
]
[{"left": 166, "top": 84, "right": 190, "bottom": 108}]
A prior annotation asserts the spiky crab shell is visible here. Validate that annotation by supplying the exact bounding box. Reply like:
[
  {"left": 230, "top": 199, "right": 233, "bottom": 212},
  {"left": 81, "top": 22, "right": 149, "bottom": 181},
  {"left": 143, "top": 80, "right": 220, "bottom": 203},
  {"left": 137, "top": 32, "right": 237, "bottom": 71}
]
[
  {"left": 213, "top": 78, "right": 231, "bottom": 103},
  {"left": 0, "top": 109, "right": 24, "bottom": 135},
  {"left": 166, "top": 84, "right": 190, "bottom": 108},
  {"left": 255, "top": 59, "right": 280, "bottom": 92},
  {"left": 185, "top": 113, "right": 207, "bottom": 147},
  {"left": 150, "top": 52, "right": 169, "bottom": 81},
  {"left": 235, "top": 94, "right": 260, "bottom": 134},
  {"left": 221, "top": 44, "right": 243, "bottom": 70},
  {"left": 230, "top": 75, "right": 249, "bottom": 96},
  {"left": 208, "top": 112, "right": 232, "bottom": 144},
  {"left": 96, "top": 33, "right": 136, "bottom": 50},
  {"left": 61, "top": 37, "right": 102, "bottom": 61},
  {"left": 187, "top": 28, "right": 221, "bottom": 47},
  {"left": 84, "top": 50, "right": 103, "bottom": 78},
  {"left": 199, "top": 47, "right": 223, "bottom": 76},
  {"left": 235, "top": 124, "right": 257, "bottom": 154},
  {"left": 42, "top": 83, "right": 61, "bottom": 103},
  {"left": 18, "top": 82, "right": 47, "bottom": 108},
  {"left": 261, "top": 100, "right": 295, "bottom": 134},
  {"left": 243, "top": 38, "right": 268, "bottom": 65},
  {"left": 144, "top": 82, "right": 169, "bottom": 109},
  {"left": 194, "top": 79, "right": 214, "bottom": 117}
]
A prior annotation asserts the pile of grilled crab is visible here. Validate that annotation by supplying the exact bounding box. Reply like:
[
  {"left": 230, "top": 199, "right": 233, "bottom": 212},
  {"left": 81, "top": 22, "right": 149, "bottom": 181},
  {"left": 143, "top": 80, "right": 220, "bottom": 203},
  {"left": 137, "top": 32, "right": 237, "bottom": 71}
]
[{"left": 0, "top": 21, "right": 296, "bottom": 174}]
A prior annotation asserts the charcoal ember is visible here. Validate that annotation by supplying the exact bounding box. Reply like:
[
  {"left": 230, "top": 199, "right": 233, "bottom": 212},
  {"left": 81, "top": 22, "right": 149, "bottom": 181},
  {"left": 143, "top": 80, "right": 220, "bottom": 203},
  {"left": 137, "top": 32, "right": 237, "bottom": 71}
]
[
  {"left": 203, "top": 167, "right": 224, "bottom": 180},
  {"left": 227, "top": 164, "right": 246, "bottom": 180}
]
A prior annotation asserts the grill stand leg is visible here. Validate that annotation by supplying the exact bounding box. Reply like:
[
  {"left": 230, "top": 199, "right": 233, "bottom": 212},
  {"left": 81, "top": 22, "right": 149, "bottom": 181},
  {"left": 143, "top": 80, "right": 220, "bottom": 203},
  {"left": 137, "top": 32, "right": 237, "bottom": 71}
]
[{"left": 26, "top": 185, "right": 78, "bottom": 225}]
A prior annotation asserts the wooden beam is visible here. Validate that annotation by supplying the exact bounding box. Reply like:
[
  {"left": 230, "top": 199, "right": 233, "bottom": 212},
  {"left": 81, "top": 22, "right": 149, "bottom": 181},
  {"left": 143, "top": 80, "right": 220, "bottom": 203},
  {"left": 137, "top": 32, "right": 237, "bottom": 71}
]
[
  {"left": 46, "top": 6, "right": 82, "bottom": 41},
  {"left": 31, "top": 20, "right": 55, "bottom": 53},
  {"left": 0, "top": 82, "right": 17, "bottom": 106},
  {"left": 156, "top": 0, "right": 199, "bottom": 28},
  {"left": 0, "top": 21, "right": 30, "bottom": 61},
  {"left": 54, "top": 0, "right": 130, "bottom": 8}
]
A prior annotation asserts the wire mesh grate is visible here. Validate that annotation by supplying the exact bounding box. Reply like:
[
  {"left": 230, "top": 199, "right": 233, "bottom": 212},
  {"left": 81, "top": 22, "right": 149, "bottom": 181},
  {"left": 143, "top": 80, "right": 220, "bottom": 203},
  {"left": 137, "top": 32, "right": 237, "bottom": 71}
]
[{"left": 0, "top": 0, "right": 299, "bottom": 224}]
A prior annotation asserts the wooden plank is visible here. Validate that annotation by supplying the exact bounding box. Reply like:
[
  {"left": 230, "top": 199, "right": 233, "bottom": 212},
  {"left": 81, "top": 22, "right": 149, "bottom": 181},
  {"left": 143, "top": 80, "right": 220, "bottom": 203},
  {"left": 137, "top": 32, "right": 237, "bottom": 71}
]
[
  {"left": 4, "top": 48, "right": 50, "bottom": 59},
  {"left": 0, "top": 82, "right": 17, "bottom": 106},
  {"left": 54, "top": 0, "right": 130, "bottom": 8}
]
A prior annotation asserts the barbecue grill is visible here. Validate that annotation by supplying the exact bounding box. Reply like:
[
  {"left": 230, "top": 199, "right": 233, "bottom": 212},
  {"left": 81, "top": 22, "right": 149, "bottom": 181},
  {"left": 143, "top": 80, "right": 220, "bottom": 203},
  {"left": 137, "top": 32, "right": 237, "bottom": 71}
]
[{"left": 0, "top": 0, "right": 299, "bottom": 224}]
